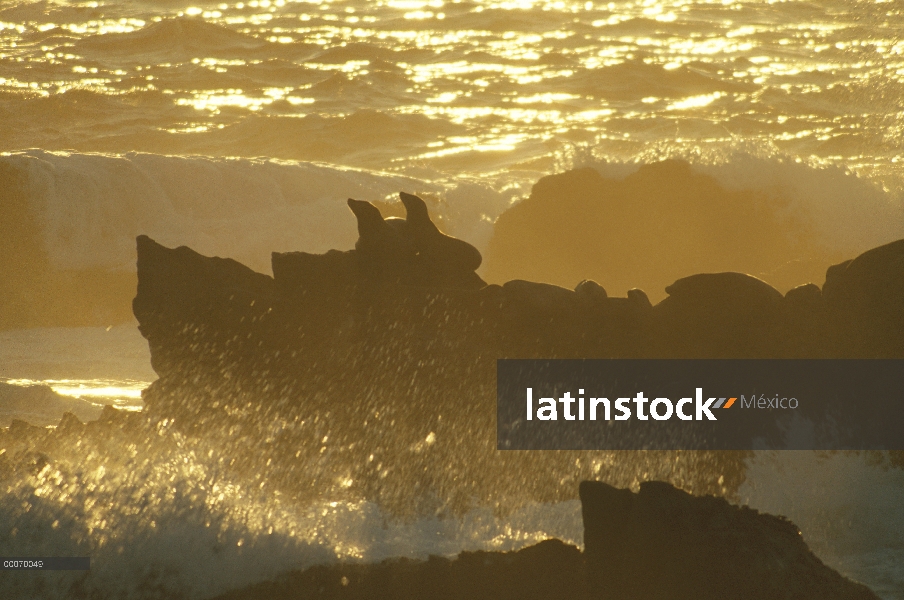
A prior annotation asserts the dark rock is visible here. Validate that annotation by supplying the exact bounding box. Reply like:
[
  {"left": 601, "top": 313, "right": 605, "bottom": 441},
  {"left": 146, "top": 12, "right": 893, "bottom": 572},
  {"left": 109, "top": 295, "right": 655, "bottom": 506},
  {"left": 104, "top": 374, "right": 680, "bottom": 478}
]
[
  {"left": 132, "top": 194, "right": 501, "bottom": 449},
  {"left": 134, "top": 191, "right": 904, "bottom": 383},
  {"left": 504, "top": 279, "right": 577, "bottom": 312},
  {"left": 824, "top": 259, "right": 853, "bottom": 291},
  {"left": 133, "top": 233, "right": 278, "bottom": 381},
  {"left": 482, "top": 161, "right": 830, "bottom": 301},
  {"left": 203, "top": 482, "right": 880, "bottom": 599},
  {"left": 131, "top": 189, "right": 904, "bottom": 507},
  {"left": 0, "top": 450, "right": 11, "bottom": 481},
  {"left": 580, "top": 480, "right": 879, "bottom": 600},
  {"left": 8, "top": 419, "right": 47, "bottom": 440},
  {"left": 56, "top": 411, "right": 84, "bottom": 436},
  {"left": 782, "top": 283, "right": 828, "bottom": 357},
  {"left": 651, "top": 272, "right": 784, "bottom": 357},
  {"left": 785, "top": 282, "right": 822, "bottom": 307},
  {"left": 626, "top": 288, "right": 652, "bottom": 311},
  {"left": 97, "top": 404, "right": 122, "bottom": 425},
  {"left": 822, "top": 239, "right": 904, "bottom": 357},
  {"left": 499, "top": 279, "right": 625, "bottom": 358},
  {"left": 575, "top": 279, "right": 607, "bottom": 302},
  {"left": 212, "top": 538, "right": 588, "bottom": 600},
  {"left": 663, "top": 271, "right": 784, "bottom": 304},
  {"left": 0, "top": 382, "right": 102, "bottom": 427},
  {"left": 272, "top": 248, "right": 358, "bottom": 299}
]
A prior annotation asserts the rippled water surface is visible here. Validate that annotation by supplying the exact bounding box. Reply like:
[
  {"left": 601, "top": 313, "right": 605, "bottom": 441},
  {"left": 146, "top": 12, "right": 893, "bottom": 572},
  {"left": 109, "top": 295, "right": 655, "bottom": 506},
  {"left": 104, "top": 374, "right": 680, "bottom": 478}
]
[{"left": 2, "top": 0, "right": 903, "bottom": 191}]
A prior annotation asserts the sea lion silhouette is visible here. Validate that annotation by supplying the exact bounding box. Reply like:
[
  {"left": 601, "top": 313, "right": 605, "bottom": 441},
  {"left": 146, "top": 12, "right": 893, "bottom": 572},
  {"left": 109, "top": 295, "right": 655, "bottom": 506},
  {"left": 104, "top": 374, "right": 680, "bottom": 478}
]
[
  {"left": 347, "top": 198, "right": 416, "bottom": 284},
  {"left": 347, "top": 193, "right": 485, "bottom": 289},
  {"left": 399, "top": 192, "right": 482, "bottom": 272}
]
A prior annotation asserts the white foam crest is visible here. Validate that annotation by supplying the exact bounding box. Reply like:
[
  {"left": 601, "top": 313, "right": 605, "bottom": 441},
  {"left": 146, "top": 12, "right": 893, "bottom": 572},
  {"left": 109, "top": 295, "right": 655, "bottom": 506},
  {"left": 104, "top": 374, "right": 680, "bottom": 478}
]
[
  {"left": 694, "top": 155, "right": 904, "bottom": 257},
  {"left": 5, "top": 151, "right": 443, "bottom": 275},
  {"left": 0, "top": 452, "right": 582, "bottom": 599},
  {"left": 0, "top": 487, "right": 336, "bottom": 599},
  {"left": 572, "top": 148, "right": 904, "bottom": 260},
  {"left": 441, "top": 181, "right": 513, "bottom": 251}
]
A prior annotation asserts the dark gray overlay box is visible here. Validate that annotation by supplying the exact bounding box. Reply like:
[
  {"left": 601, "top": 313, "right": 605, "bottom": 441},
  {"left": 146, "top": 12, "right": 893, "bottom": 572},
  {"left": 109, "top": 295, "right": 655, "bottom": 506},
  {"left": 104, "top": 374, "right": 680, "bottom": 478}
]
[{"left": 497, "top": 359, "right": 904, "bottom": 450}]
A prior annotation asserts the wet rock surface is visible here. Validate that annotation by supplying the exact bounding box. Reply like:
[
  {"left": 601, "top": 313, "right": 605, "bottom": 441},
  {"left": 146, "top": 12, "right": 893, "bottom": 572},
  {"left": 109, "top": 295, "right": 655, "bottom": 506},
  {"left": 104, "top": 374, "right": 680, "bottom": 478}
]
[
  {"left": 212, "top": 539, "right": 588, "bottom": 600},
  {"left": 132, "top": 190, "right": 904, "bottom": 426},
  {"left": 580, "top": 480, "right": 879, "bottom": 600},
  {"left": 121, "top": 191, "right": 904, "bottom": 506},
  {"left": 207, "top": 481, "right": 879, "bottom": 600}
]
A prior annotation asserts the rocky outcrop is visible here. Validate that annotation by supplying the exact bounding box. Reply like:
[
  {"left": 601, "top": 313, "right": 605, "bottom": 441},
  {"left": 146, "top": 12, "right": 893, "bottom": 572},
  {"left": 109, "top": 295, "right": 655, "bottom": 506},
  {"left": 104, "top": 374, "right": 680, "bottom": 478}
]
[
  {"left": 133, "top": 194, "right": 516, "bottom": 503},
  {"left": 133, "top": 187, "right": 904, "bottom": 413},
  {"left": 580, "top": 480, "right": 878, "bottom": 600},
  {"left": 0, "top": 382, "right": 102, "bottom": 428},
  {"left": 212, "top": 539, "right": 588, "bottom": 600},
  {"left": 133, "top": 233, "right": 278, "bottom": 380},
  {"left": 130, "top": 190, "right": 903, "bottom": 507},
  {"left": 208, "top": 480, "right": 879, "bottom": 599},
  {"left": 823, "top": 239, "right": 904, "bottom": 357},
  {"left": 481, "top": 161, "right": 840, "bottom": 301},
  {"left": 134, "top": 189, "right": 904, "bottom": 394}
]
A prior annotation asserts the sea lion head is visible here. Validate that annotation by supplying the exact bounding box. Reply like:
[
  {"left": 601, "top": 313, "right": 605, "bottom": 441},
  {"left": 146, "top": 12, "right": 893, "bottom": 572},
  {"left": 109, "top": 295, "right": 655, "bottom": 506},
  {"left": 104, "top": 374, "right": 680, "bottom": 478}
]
[
  {"left": 347, "top": 198, "right": 388, "bottom": 240},
  {"left": 399, "top": 192, "right": 438, "bottom": 235},
  {"left": 398, "top": 191, "right": 482, "bottom": 272}
]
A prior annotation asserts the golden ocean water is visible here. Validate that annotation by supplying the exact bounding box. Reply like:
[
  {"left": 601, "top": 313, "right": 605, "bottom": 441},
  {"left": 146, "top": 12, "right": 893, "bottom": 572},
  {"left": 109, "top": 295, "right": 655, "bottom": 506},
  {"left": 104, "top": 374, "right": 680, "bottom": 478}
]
[
  {"left": 1, "top": 0, "right": 902, "bottom": 190},
  {"left": 1, "top": 1, "right": 903, "bottom": 599}
]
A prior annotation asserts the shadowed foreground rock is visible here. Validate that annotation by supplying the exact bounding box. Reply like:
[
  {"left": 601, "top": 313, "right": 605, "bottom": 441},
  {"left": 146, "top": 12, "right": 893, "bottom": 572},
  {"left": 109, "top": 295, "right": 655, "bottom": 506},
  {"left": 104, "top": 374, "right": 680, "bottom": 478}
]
[
  {"left": 209, "top": 481, "right": 877, "bottom": 600},
  {"left": 212, "top": 539, "right": 587, "bottom": 600},
  {"left": 580, "top": 480, "right": 878, "bottom": 600}
]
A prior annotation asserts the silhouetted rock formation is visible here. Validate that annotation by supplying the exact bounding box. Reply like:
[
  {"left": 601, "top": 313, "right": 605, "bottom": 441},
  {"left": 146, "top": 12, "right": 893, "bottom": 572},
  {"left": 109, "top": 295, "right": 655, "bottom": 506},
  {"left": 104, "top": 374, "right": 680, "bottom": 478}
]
[
  {"left": 207, "top": 481, "right": 878, "bottom": 599},
  {"left": 650, "top": 272, "right": 785, "bottom": 358},
  {"left": 0, "top": 382, "right": 102, "bottom": 428},
  {"left": 482, "top": 161, "right": 841, "bottom": 301},
  {"left": 134, "top": 190, "right": 904, "bottom": 395},
  {"left": 823, "top": 239, "right": 904, "bottom": 357},
  {"left": 133, "top": 233, "right": 278, "bottom": 379},
  {"left": 134, "top": 192, "right": 490, "bottom": 405},
  {"left": 130, "top": 190, "right": 903, "bottom": 508},
  {"left": 212, "top": 539, "right": 588, "bottom": 600},
  {"left": 580, "top": 480, "right": 878, "bottom": 600}
]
